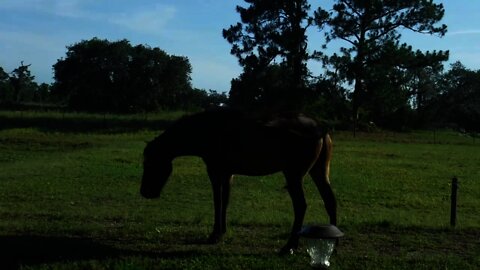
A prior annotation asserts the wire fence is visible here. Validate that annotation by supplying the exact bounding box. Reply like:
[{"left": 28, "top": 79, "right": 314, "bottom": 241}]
[{"left": 333, "top": 129, "right": 478, "bottom": 146}]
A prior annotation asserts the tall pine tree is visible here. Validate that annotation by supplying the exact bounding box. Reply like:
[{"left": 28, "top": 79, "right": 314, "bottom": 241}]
[
  {"left": 223, "top": 0, "right": 322, "bottom": 112},
  {"left": 318, "top": 0, "right": 448, "bottom": 134}
]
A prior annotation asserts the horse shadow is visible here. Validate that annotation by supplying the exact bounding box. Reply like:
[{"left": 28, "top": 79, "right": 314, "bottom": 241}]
[
  {"left": 0, "top": 235, "right": 135, "bottom": 269},
  {"left": 0, "top": 235, "right": 209, "bottom": 269}
]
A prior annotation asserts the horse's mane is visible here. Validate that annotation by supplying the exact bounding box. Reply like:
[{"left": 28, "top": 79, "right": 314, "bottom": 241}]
[{"left": 164, "top": 108, "right": 243, "bottom": 132}]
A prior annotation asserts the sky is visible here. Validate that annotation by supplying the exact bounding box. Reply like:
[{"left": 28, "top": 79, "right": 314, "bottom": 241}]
[{"left": 1, "top": 0, "right": 480, "bottom": 92}]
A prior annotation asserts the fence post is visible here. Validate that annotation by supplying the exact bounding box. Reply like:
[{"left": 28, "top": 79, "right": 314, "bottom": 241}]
[{"left": 450, "top": 177, "right": 458, "bottom": 227}]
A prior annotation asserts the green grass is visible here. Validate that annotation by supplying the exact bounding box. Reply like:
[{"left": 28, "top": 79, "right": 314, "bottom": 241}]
[
  {"left": 0, "top": 113, "right": 479, "bottom": 269},
  {"left": 0, "top": 110, "right": 186, "bottom": 133}
]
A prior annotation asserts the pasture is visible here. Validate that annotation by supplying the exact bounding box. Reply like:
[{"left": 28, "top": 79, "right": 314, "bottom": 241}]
[{"left": 0, "top": 111, "right": 479, "bottom": 269}]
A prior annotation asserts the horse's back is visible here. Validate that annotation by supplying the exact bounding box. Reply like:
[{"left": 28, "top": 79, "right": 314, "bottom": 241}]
[{"left": 197, "top": 110, "right": 325, "bottom": 175}]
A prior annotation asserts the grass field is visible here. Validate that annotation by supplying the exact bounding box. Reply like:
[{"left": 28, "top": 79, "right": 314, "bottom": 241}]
[{"left": 0, "top": 111, "right": 479, "bottom": 269}]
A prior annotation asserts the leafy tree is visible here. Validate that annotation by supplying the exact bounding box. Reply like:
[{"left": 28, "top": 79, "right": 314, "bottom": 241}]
[
  {"left": 0, "top": 66, "right": 14, "bottom": 103},
  {"left": 10, "top": 62, "right": 37, "bottom": 103},
  {"left": 224, "top": 0, "right": 324, "bottom": 111},
  {"left": 306, "top": 76, "right": 350, "bottom": 127},
  {"left": 204, "top": 90, "right": 228, "bottom": 107},
  {"left": 53, "top": 38, "right": 193, "bottom": 113},
  {"left": 437, "top": 62, "right": 480, "bottom": 132},
  {"left": 228, "top": 64, "right": 295, "bottom": 111},
  {"left": 53, "top": 38, "right": 119, "bottom": 111},
  {"left": 319, "top": 0, "right": 448, "bottom": 133},
  {"left": 179, "top": 88, "right": 228, "bottom": 110},
  {"left": 402, "top": 63, "right": 445, "bottom": 128},
  {"left": 161, "top": 55, "right": 194, "bottom": 109},
  {"left": 362, "top": 42, "right": 447, "bottom": 129},
  {"left": 34, "top": 83, "right": 51, "bottom": 104}
]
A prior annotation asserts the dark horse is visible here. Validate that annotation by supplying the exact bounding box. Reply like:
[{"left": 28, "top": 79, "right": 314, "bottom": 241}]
[{"left": 140, "top": 109, "right": 337, "bottom": 254}]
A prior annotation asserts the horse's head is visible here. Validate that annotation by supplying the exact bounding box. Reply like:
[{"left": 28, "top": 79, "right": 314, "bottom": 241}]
[{"left": 140, "top": 137, "right": 172, "bottom": 199}]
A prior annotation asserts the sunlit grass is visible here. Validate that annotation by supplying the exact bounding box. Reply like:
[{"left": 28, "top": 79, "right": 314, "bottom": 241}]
[{"left": 0, "top": 117, "right": 479, "bottom": 269}]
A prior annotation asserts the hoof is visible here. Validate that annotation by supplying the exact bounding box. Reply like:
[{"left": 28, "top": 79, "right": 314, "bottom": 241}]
[
  {"left": 278, "top": 238, "right": 299, "bottom": 256},
  {"left": 278, "top": 246, "right": 296, "bottom": 256},
  {"left": 207, "top": 233, "right": 223, "bottom": 244}
]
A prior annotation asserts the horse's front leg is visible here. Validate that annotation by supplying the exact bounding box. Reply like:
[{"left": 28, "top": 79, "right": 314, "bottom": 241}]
[
  {"left": 207, "top": 167, "right": 232, "bottom": 243},
  {"left": 280, "top": 171, "right": 307, "bottom": 255},
  {"left": 208, "top": 175, "right": 223, "bottom": 243},
  {"left": 221, "top": 176, "right": 234, "bottom": 234}
]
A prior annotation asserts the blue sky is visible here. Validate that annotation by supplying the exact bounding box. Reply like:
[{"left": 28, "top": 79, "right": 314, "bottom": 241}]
[{"left": 1, "top": 0, "right": 479, "bottom": 92}]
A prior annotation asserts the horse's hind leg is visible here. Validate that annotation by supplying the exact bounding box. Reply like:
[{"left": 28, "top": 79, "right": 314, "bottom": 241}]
[
  {"left": 309, "top": 134, "right": 337, "bottom": 225},
  {"left": 280, "top": 171, "right": 307, "bottom": 254}
]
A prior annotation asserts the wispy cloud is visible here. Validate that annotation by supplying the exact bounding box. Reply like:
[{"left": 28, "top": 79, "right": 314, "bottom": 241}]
[
  {"left": 1, "top": 1, "right": 177, "bottom": 35},
  {"left": 0, "top": 28, "right": 64, "bottom": 53},
  {"left": 1, "top": 0, "right": 89, "bottom": 18},
  {"left": 447, "top": 29, "right": 480, "bottom": 36},
  {"left": 50, "top": 0, "right": 88, "bottom": 18},
  {"left": 108, "top": 5, "right": 177, "bottom": 35}
]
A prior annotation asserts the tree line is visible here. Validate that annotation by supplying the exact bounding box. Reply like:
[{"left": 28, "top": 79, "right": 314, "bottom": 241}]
[
  {"left": 1, "top": 0, "right": 479, "bottom": 132},
  {"left": 223, "top": 0, "right": 479, "bottom": 133},
  {"left": 0, "top": 38, "right": 227, "bottom": 113}
]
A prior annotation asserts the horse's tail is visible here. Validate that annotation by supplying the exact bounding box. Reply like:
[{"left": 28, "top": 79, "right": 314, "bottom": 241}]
[
  {"left": 309, "top": 133, "right": 337, "bottom": 225},
  {"left": 319, "top": 133, "right": 332, "bottom": 182}
]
